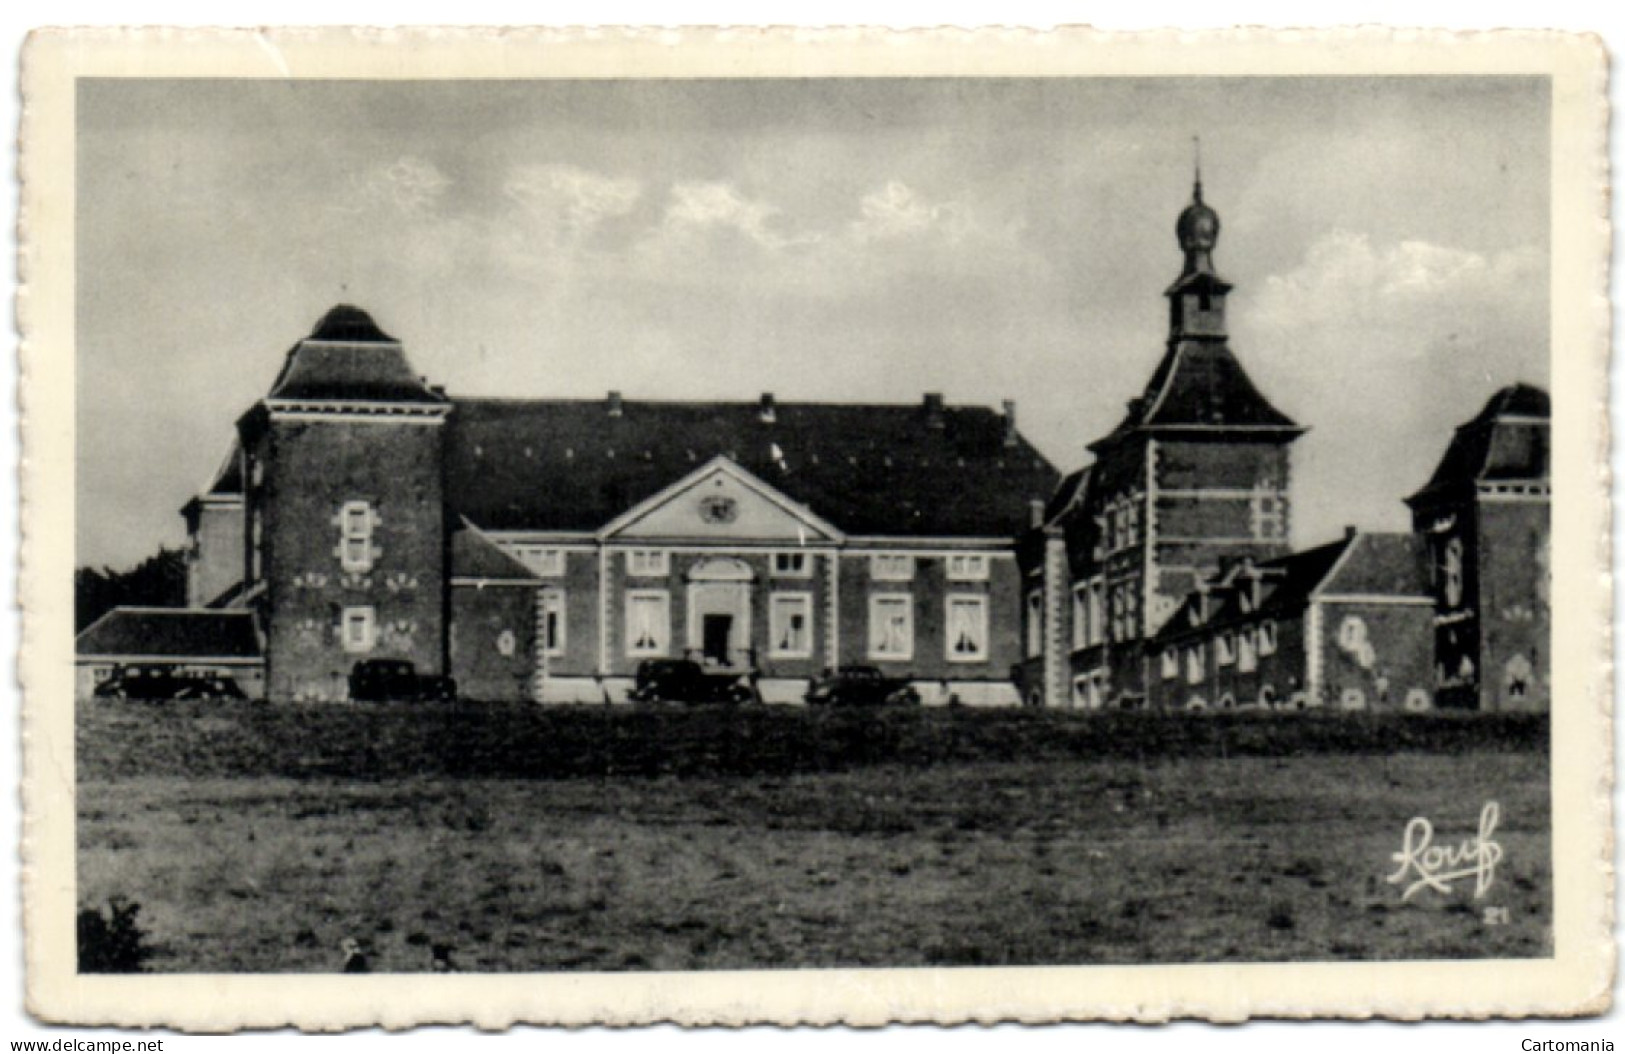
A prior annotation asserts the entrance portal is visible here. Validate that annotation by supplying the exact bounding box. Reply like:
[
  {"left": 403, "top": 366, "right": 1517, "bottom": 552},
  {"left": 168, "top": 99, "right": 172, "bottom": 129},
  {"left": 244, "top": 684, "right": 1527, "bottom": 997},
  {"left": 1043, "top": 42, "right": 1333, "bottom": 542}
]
[
  {"left": 702, "top": 614, "right": 734, "bottom": 665},
  {"left": 686, "top": 557, "right": 755, "bottom": 670}
]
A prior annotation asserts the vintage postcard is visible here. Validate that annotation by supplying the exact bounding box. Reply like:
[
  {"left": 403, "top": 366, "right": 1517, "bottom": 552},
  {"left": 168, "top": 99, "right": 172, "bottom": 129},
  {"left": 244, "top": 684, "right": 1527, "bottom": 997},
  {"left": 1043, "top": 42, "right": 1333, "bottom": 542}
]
[{"left": 18, "top": 27, "right": 1613, "bottom": 1026}]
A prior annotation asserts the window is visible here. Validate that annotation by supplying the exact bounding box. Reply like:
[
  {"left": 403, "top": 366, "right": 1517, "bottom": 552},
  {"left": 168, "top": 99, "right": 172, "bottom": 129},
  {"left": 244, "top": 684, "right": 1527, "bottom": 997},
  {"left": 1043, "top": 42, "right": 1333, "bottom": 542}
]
[
  {"left": 946, "top": 595, "right": 989, "bottom": 662},
  {"left": 869, "top": 595, "right": 914, "bottom": 660},
  {"left": 1071, "top": 584, "right": 1088, "bottom": 650},
  {"left": 1251, "top": 490, "right": 1286, "bottom": 542},
  {"left": 1087, "top": 578, "right": 1105, "bottom": 646},
  {"left": 1025, "top": 590, "right": 1043, "bottom": 658},
  {"left": 626, "top": 550, "right": 669, "bottom": 577},
  {"left": 770, "top": 593, "right": 813, "bottom": 658},
  {"left": 772, "top": 552, "right": 811, "bottom": 578},
  {"left": 625, "top": 591, "right": 669, "bottom": 656},
  {"left": 1161, "top": 649, "right": 1178, "bottom": 680},
  {"left": 342, "top": 606, "right": 376, "bottom": 653},
  {"left": 1258, "top": 620, "right": 1278, "bottom": 656},
  {"left": 1186, "top": 644, "right": 1205, "bottom": 684},
  {"left": 250, "top": 509, "right": 263, "bottom": 581},
  {"left": 1442, "top": 536, "right": 1465, "bottom": 608},
  {"left": 947, "top": 554, "right": 989, "bottom": 581},
  {"left": 1217, "top": 633, "right": 1235, "bottom": 666},
  {"left": 512, "top": 547, "right": 565, "bottom": 577},
  {"left": 537, "top": 589, "right": 565, "bottom": 656},
  {"left": 1238, "top": 629, "right": 1258, "bottom": 673},
  {"left": 871, "top": 554, "right": 915, "bottom": 581},
  {"left": 1111, "top": 584, "right": 1132, "bottom": 642},
  {"left": 1123, "top": 499, "right": 1140, "bottom": 547},
  {"left": 338, "top": 500, "right": 376, "bottom": 572}
]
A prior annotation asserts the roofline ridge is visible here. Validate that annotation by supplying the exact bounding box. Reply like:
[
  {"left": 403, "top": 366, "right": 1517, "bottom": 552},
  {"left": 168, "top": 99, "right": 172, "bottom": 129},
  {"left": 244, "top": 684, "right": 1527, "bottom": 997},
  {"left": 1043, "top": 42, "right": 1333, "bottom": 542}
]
[{"left": 451, "top": 394, "right": 1011, "bottom": 411}]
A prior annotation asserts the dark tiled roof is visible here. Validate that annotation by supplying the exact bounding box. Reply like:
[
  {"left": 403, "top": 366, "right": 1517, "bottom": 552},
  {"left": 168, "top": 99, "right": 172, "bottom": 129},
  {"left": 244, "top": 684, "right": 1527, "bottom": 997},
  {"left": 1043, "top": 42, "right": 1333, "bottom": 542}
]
[
  {"left": 1407, "top": 384, "right": 1550, "bottom": 507},
  {"left": 1319, "top": 532, "right": 1429, "bottom": 597},
  {"left": 1043, "top": 467, "right": 1090, "bottom": 525},
  {"left": 206, "top": 442, "right": 242, "bottom": 497},
  {"left": 265, "top": 306, "right": 446, "bottom": 405},
  {"left": 1093, "top": 340, "right": 1300, "bottom": 450},
  {"left": 445, "top": 398, "right": 1061, "bottom": 538},
  {"left": 76, "top": 608, "right": 261, "bottom": 661},
  {"left": 1154, "top": 535, "right": 1351, "bottom": 646},
  {"left": 310, "top": 304, "right": 397, "bottom": 343},
  {"left": 450, "top": 520, "right": 542, "bottom": 581}
]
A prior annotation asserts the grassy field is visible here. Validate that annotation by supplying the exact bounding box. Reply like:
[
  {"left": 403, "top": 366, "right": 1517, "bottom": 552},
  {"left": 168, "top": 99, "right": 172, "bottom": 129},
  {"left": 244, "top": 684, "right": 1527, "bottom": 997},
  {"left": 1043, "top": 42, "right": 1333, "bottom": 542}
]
[{"left": 77, "top": 701, "right": 1551, "bottom": 972}]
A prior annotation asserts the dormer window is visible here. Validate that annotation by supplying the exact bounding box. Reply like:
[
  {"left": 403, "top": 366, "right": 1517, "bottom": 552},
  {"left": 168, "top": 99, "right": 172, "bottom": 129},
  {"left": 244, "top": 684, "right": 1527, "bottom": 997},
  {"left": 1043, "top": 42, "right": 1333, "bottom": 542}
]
[
  {"left": 1217, "top": 633, "right": 1236, "bottom": 666},
  {"left": 1258, "top": 620, "right": 1278, "bottom": 656},
  {"left": 337, "top": 500, "right": 377, "bottom": 572}
]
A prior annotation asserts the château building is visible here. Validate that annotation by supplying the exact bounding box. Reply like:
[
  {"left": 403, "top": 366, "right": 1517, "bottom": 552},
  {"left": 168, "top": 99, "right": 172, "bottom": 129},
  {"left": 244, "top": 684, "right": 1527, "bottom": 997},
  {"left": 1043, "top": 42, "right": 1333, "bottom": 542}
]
[
  {"left": 76, "top": 165, "right": 1550, "bottom": 713},
  {"left": 95, "top": 306, "right": 1060, "bottom": 703}
]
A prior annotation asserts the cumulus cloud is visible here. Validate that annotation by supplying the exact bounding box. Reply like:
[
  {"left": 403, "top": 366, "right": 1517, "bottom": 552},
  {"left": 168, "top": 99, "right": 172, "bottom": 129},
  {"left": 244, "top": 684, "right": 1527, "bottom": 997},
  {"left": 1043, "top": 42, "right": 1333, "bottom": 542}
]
[
  {"left": 1232, "top": 229, "right": 1548, "bottom": 543},
  {"left": 342, "top": 156, "right": 453, "bottom": 216},
  {"left": 850, "top": 181, "right": 967, "bottom": 243},
  {"left": 504, "top": 164, "right": 642, "bottom": 235},
  {"left": 1249, "top": 231, "right": 1543, "bottom": 330},
  {"left": 658, "top": 180, "right": 809, "bottom": 250}
]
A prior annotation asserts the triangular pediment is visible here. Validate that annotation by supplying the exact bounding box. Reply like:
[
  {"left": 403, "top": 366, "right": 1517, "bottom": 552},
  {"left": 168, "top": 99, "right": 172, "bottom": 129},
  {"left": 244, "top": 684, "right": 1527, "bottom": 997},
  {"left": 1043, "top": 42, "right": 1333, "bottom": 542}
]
[{"left": 600, "top": 458, "right": 842, "bottom": 543}]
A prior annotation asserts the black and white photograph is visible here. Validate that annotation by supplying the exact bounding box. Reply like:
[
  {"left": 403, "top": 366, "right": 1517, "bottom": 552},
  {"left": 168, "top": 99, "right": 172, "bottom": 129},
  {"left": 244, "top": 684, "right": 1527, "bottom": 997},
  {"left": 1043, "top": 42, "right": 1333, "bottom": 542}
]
[{"left": 17, "top": 24, "right": 1612, "bottom": 1027}]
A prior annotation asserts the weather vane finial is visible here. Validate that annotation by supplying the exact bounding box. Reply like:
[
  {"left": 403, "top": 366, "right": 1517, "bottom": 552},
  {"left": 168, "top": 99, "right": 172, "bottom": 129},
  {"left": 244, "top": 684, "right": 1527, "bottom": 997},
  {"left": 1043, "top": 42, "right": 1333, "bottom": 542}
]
[{"left": 1192, "top": 135, "right": 1203, "bottom": 202}]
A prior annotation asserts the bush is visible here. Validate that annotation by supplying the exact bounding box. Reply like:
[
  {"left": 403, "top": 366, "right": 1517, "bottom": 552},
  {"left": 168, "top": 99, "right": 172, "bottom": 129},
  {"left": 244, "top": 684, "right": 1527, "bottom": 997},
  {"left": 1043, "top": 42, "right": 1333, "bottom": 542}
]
[{"left": 77, "top": 896, "right": 151, "bottom": 973}]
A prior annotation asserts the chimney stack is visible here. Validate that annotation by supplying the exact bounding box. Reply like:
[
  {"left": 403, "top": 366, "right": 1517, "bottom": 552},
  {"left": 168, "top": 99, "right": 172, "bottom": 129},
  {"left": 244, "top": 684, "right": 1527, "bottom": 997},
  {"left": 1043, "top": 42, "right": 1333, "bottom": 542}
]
[
  {"left": 1029, "top": 498, "right": 1046, "bottom": 529},
  {"left": 1344, "top": 524, "right": 1357, "bottom": 541},
  {"left": 607, "top": 391, "right": 624, "bottom": 417},
  {"left": 1002, "top": 399, "right": 1018, "bottom": 447},
  {"left": 759, "top": 392, "right": 777, "bottom": 424},
  {"left": 922, "top": 392, "right": 946, "bottom": 429}
]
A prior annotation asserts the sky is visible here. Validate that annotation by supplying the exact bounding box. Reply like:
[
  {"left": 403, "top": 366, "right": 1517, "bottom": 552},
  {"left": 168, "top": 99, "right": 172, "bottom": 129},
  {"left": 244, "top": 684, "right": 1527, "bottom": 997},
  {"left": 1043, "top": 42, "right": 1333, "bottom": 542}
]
[{"left": 75, "top": 76, "right": 1550, "bottom": 570}]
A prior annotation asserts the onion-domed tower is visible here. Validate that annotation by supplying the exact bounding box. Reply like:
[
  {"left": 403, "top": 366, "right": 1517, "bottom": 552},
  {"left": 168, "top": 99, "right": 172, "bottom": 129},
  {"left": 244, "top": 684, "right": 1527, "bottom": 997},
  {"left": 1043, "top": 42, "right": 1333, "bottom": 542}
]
[
  {"left": 1167, "top": 171, "right": 1231, "bottom": 339},
  {"left": 1058, "top": 164, "right": 1305, "bottom": 708}
]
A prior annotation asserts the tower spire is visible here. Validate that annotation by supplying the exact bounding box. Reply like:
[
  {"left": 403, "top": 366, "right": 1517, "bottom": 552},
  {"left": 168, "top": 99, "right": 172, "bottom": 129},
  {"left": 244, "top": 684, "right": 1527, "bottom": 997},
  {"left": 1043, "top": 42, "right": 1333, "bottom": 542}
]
[
  {"left": 1168, "top": 157, "right": 1230, "bottom": 340},
  {"left": 1193, "top": 135, "right": 1203, "bottom": 203}
]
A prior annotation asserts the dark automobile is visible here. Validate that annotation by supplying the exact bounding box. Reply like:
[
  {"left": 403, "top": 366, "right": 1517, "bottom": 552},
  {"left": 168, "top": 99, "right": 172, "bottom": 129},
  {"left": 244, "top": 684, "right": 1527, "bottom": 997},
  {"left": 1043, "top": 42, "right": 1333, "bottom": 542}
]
[
  {"left": 804, "top": 665, "right": 921, "bottom": 707},
  {"left": 93, "top": 666, "right": 247, "bottom": 702},
  {"left": 627, "top": 658, "right": 755, "bottom": 705},
  {"left": 348, "top": 659, "right": 457, "bottom": 703}
]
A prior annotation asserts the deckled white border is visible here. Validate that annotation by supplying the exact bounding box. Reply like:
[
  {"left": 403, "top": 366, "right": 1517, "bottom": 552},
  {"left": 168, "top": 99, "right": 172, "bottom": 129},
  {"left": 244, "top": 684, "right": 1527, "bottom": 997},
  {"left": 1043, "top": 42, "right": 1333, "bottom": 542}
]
[{"left": 17, "top": 25, "right": 1614, "bottom": 1027}]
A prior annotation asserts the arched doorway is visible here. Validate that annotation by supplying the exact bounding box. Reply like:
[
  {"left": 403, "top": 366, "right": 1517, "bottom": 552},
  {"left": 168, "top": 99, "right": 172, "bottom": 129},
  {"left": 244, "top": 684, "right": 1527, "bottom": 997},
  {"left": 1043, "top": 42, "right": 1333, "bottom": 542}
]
[{"left": 687, "top": 557, "right": 755, "bottom": 669}]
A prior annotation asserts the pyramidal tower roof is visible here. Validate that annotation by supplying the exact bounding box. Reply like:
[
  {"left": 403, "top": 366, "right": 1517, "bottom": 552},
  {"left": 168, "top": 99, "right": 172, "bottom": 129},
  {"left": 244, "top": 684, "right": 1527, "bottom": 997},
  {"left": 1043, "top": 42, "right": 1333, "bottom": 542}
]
[
  {"left": 1406, "top": 383, "right": 1550, "bottom": 507},
  {"left": 265, "top": 305, "right": 446, "bottom": 405}
]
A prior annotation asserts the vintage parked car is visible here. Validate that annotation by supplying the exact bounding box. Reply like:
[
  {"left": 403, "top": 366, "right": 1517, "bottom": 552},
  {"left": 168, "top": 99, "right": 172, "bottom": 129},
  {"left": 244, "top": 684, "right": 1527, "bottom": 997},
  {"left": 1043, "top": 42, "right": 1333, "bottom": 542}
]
[
  {"left": 627, "top": 658, "right": 755, "bottom": 705},
  {"left": 804, "top": 665, "right": 921, "bottom": 707},
  {"left": 92, "top": 665, "right": 248, "bottom": 702},
  {"left": 348, "top": 659, "right": 457, "bottom": 703}
]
